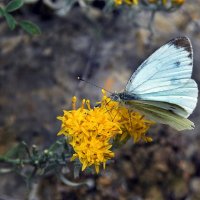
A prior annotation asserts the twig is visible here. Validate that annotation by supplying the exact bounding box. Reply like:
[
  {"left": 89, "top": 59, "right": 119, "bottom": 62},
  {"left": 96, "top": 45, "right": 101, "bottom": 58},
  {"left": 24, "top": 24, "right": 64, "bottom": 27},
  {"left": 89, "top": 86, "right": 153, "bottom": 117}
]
[
  {"left": 147, "top": 10, "right": 156, "bottom": 43},
  {"left": 59, "top": 173, "right": 94, "bottom": 188}
]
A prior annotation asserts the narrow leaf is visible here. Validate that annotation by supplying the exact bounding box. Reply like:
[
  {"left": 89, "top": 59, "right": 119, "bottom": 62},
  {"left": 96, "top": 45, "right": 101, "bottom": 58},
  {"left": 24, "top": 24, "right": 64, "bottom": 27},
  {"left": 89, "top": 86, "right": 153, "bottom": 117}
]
[
  {"left": 6, "top": 0, "right": 24, "bottom": 12},
  {"left": 5, "top": 13, "right": 16, "bottom": 30},
  {"left": 0, "top": 7, "right": 6, "bottom": 16},
  {"left": 4, "top": 143, "right": 25, "bottom": 158},
  {"left": 49, "top": 138, "right": 65, "bottom": 152},
  {"left": 19, "top": 20, "right": 41, "bottom": 35}
]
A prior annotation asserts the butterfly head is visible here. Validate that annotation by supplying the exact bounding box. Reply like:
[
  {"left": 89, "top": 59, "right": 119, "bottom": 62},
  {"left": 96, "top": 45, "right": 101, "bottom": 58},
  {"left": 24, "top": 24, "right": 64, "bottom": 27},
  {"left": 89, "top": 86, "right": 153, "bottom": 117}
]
[{"left": 110, "top": 92, "right": 122, "bottom": 102}]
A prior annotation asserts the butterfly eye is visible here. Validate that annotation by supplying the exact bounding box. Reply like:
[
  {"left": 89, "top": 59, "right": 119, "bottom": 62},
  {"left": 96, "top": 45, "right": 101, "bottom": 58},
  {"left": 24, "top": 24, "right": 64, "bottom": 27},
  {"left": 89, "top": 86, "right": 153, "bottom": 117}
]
[{"left": 110, "top": 94, "right": 120, "bottom": 101}]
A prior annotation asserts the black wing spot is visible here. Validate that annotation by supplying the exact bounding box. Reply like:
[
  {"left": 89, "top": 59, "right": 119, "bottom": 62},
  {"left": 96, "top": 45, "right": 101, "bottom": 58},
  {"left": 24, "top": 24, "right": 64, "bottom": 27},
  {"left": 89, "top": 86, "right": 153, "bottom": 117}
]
[{"left": 175, "top": 61, "right": 181, "bottom": 67}]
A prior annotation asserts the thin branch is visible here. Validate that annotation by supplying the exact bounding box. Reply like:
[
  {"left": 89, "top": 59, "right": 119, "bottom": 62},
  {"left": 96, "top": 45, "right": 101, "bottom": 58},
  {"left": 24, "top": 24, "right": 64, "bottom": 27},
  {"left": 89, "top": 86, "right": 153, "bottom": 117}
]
[
  {"left": 147, "top": 10, "right": 156, "bottom": 42},
  {"left": 59, "top": 173, "right": 94, "bottom": 188}
]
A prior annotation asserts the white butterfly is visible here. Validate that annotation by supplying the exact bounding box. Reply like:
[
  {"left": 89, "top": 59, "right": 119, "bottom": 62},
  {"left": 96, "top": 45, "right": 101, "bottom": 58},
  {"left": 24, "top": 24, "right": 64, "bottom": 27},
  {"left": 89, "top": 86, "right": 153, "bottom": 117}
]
[{"left": 111, "top": 37, "right": 198, "bottom": 131}]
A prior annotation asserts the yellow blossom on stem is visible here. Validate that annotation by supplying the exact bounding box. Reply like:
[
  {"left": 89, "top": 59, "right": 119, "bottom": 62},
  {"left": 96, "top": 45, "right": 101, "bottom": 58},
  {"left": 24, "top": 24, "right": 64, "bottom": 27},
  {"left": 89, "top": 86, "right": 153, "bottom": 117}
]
[
  {"left": 114, "top": 0, "right": 123, "bottom": 5},
  {"left": 114, "top": 0, "right": 138, "bottom": 6},
  {"left": 171, "top": 0, "right": 185, "bottom": 5},
  {"left": 71, "top": 137, "right": 114, "bottom": 173},
  {"left": 125, "top": 0, "right": 139, "bottom": 5},
  {"left": 148, "top": 0, "right": 158, "bottom": 3},
  {"left": 162, "top": 0, "right": 167, "bottom": 5},
  {"left": 100, "top": 90, "right": 154, "bottom": 143},
  {"left": 57, "top": 90, "right": 154, "bottom": 173},
  {"left": 114, "top": 0, "right": 185, "bottom": 7}
]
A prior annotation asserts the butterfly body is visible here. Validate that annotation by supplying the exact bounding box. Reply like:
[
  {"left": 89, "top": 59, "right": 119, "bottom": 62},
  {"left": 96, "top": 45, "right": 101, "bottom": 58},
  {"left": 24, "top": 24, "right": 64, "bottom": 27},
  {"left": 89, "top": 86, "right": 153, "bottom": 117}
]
[
  {"left": 110, "top": 92, "right": 139, "bottom": 101},
  {"left": 111, "top": 37, "right": 198, "bottom": 131}
]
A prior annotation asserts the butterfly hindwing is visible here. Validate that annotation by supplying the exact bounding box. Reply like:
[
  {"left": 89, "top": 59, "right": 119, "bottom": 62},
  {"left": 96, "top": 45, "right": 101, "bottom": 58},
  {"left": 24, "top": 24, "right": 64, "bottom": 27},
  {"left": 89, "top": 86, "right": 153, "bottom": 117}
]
[
  {"left": 129, "top": 100, "right": 188, "bottom": 117},
  {"left": 126, "top": 100, "right": 194, "bottom": 131}
]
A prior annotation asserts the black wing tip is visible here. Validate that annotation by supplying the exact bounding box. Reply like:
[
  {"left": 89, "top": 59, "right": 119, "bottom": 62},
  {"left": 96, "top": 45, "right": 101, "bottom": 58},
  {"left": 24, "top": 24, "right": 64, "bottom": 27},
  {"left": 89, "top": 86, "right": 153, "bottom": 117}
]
[{"left": 169, "top": 36, "right": 193, "bottom": 58}]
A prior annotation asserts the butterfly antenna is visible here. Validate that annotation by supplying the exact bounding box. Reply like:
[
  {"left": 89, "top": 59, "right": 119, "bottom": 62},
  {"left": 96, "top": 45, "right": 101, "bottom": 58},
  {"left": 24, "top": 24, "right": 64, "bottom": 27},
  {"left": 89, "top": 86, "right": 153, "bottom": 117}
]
[{"left": 77, "top": 76, "right": 112, "bottom": 94}]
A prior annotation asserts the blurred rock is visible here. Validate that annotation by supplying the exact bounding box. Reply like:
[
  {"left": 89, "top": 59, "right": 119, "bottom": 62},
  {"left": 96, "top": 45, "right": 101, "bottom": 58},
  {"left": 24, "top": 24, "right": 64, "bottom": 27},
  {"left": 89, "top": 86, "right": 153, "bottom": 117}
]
[
  {"left": 171, "top": 178, "right": 188, "bottom": 199},
  {"left": 146, "top": 186, "right": 163, "bottom": 200},
  {"left": 190, "top": 177, "right": 200, "bottom": 195},
  {"left": 0, "top": 35, "right": 25, "bottom": 55}
]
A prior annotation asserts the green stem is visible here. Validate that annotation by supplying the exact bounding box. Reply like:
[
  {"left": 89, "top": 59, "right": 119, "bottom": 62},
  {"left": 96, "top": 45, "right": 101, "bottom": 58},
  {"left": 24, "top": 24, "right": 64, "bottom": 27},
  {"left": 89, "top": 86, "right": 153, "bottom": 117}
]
[{"left": 0, "top": 156, "right": 31, "bottom": 165}]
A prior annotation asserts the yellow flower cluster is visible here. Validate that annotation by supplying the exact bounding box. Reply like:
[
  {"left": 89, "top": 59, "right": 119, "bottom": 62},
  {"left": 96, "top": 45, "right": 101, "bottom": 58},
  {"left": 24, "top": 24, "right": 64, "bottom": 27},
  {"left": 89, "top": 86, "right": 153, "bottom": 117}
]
[
  {"left": 57, "top": 91, "right": 154, "bottom": 173},
  {"left": 171, "top": 0, "right": 185, "bottom": 5},
  {"left": 158, "top": 0, "right": 185, "bottom": 5},
  {"left": 114, "top": 0, "right": 138, "bottom": 6},
  {"left": 114, "top": 0, "right": 185, "bottom": 6}
]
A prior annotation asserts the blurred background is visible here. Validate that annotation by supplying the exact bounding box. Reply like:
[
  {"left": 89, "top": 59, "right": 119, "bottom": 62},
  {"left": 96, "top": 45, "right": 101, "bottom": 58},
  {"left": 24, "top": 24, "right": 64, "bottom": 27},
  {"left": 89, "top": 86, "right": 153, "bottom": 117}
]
[{"left": 0, "top": 0, "right": 200, "bottom": 199}]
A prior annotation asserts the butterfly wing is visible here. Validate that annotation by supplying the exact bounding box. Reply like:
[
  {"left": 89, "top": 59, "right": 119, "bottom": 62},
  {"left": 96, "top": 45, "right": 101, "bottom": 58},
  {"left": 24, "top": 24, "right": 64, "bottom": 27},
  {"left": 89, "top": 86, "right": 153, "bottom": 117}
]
[
  {"left": 125, "top": 37, "right": 198, "bottom": 123},
  {"left": 126, "top": 100, "right": 194, "bottom": 131},
  {"left": 131, "top": 100, "right": 189, "bottom": 117}
]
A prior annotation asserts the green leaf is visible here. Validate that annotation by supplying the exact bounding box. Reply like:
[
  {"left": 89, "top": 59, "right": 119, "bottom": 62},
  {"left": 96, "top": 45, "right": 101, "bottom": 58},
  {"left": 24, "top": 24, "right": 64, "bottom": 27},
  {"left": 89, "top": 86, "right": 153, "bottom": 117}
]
[
  {"left": 49, "top": 138, "right": 65, "bottom": 152},
  {"left": 5, "top": 13, "right": 16, "bottom": 30},
  {"left": 0, "top": 7, "right": 6, "bottom": 16},
  {"left": 5, "top": 0, "right": 24, "bottom": 12},
  {"left": 43, "top": 163, "right": 58, "bottom": 174},
  {"left": 19, "top": 20, "right": 41, "bottom": 35},
  {"left": 4, "top": 144, "right": 25, "bottom": 158}
]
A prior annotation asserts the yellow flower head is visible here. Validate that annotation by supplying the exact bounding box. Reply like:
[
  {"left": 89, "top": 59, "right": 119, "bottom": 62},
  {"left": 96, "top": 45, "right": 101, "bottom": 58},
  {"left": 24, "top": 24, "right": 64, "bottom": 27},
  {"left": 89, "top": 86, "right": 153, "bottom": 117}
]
[
  {"left": 114, "top": 0, "right": 185, "bottom": 7},
  {"left": 148, "top": 0, "right": 158, "bottom": 4},
  {"left": 114, "top": 0, "right": 123, "bottom": 5},
  {"left": 114, "top": 0, "right": 138, "bottom": 6},
  {"left": 162, "top": 0, "right": 167, "bottom": 5},
  {"left": 171, "top": 0, "right": 185, "bottom": 5},
  {"left": 57, "top": 90, "right": 154, "bottom": 173}
]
